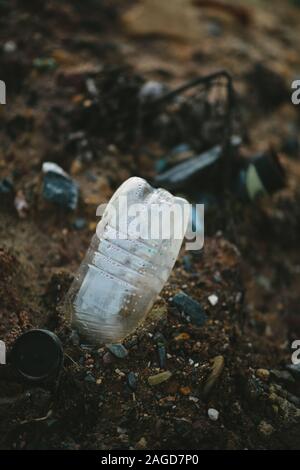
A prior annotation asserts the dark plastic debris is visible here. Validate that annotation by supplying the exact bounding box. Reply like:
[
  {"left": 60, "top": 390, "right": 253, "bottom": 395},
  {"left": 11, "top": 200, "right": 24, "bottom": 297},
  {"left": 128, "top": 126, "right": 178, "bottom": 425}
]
[
  {"left": 154, "top": 136, "right": 241, "bottom": 191},
  {"left": 10, "top": 329, "right": 63, "bottom": 382}
]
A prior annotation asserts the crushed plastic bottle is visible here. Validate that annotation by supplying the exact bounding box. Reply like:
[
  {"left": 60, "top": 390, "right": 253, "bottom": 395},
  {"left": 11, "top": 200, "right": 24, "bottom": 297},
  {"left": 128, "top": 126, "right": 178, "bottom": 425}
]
[{"left": 64, "top": 177, "right": 189, "bottom": 345}]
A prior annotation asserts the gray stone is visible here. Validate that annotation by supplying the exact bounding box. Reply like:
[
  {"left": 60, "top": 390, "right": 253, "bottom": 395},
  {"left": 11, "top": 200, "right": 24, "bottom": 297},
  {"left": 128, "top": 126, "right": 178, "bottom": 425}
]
[
  {"left": 172, "top": 292, "right": 207, "bottom": 326},
  {"left": 107, "top": 343, "right": 128, "bottom": 359}
]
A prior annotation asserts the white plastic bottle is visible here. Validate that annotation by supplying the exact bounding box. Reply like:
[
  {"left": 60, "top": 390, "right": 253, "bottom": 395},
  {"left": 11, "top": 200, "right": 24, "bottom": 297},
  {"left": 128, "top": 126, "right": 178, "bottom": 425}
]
[{"left": 64, "top": 177, "right": 189, "bottom": 345}]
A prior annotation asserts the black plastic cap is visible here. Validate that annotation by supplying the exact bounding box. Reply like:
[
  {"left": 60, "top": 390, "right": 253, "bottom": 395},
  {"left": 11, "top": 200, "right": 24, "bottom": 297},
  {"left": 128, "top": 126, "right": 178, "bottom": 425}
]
[{"left": 10, "top": 329, "right": 63, "bottom": 381}]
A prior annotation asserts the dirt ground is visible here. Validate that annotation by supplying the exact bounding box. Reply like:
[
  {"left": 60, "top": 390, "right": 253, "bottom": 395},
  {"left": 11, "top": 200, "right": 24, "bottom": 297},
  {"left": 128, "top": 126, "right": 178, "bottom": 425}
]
[{"left": 1, "top": 0, "right": 300, "bottom": 450}]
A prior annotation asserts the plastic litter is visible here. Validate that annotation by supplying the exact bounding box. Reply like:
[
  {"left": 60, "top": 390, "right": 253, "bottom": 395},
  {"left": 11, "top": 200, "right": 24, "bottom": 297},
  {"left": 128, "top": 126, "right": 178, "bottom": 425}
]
[{"left": 64, "top": 177, "right": 189, "bottom": 345}]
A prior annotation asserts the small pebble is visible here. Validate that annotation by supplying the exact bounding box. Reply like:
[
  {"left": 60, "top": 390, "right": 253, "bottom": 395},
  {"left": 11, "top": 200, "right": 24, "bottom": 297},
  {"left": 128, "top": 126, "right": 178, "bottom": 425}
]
[
  {"left": 179, "top": 386, "right": 191, "bottom": 396},
  {"left": 208, "top": 408, "right": 219, "bottom": 421},
  {"left": 135, "top": 437, "right": 147, "bottom": 450},
  {"left": 174, "top": 332, "right": 190, "bottom": 341},
  {"left": 203, "top": 355, "right": 225, "bottom": 397},
  {"left": 84, "top": 372, "right": 96, "bottom": 383},
  {"left": 172, "top": 292, "right": 207, "bottom": 326},
  {"left": 256, "top": 368, "right": 270, "bottom": 381},
  {"left": 208, "top": 294, "right": 218, "bottom": 306},
  {"left": 42, "top": 162, "right": 78, "bottom": 210},
  {"left": 3, "top": 40, "right": 17, "bottom": 53},
  {"left": 14, "top": 190, "right": 29, "bottom": 218},
  {"left": 127, "top": 372, "right": 137, "bottom": 391},
  {"left": 73, "top": 218, "right": 86, "bottom": 230},
  {"left": 148, "top": 371, "right": 172, "bottom": 386},
  {"left": 258, "top": 420, "right": 274, "bottom": 436},
  {"left": 107, "top": 343, "right": 128, "bottom": 359},
  {"left": 103, "top": 351, "right": 114, "bottom": 365},
  {"left": 0, "top": 177, "right": 13, "bottom": 194}
]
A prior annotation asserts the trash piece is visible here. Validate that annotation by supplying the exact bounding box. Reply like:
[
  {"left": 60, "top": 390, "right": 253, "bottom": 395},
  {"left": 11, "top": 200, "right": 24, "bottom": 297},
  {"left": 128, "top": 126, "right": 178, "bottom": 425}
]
[
  {"left": 203, "top": 355, "right": 225, "bottom": 397},
  {"left": 64, "top": 177, "right": 189, "bottom": 345},
  {"left": 236, "top": 151, "right": 285, "bottom": 201},
  {"left": 10, "top": 329, "right": 63, "bottom": 382},
  {"left": 172, "top": 292, "right": 207, "bottom": 326},
  {"left": 107, "top": 343, "right": 128, "bottom": 359},
  {"left": 42, "top": 161, "right": 79, "bottom": 210},
  {"left": 14, "top": 190, "right": 29, "bottom": 219},
  {"left": 154, "top": 136, "right": 241, "bottom": 191},
  {"left": 148, "top": 370, "right": 172, "bottom": 386},
  {"left": 208, "top": 294, "right": 218, "bottom": 306},
  {"left": 208, "top": 408, "right": 219, "bottom": 421}
]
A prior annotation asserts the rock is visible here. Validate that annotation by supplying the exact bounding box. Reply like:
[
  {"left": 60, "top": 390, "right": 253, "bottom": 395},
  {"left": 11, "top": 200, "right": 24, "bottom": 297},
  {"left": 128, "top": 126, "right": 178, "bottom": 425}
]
[
  {"left": 107, "top": 343, "right": 128, "bottom": 359},
  {"left": 148, "top": 371, "right": 172, "bottom": 386},
  {"left": 182, "top": 255, "right": 192, "bottom": 272},
  {"left": 256, "top": 368, "right": 270, "bottom": 381},
  {"left": 139, "top": 80, "right": 167, "bottom": 103},
  {"left": 103, "top": 351, "right": 114, "bottom": 365},
  {"left": 154, "top": 333, "right": 167, "bottom": 369},
  {"left": 172, "top": 292, "right": 207, "bottom": 326},
  {"left": 0, "top": 177, "right": 13, "bottom": 194},
  {"left": 135, "top": 437, "right": 147, "bottom": 450},
  {"left": 179, "top": 386, "right": 191, "bottom": 396},
  {"left": 3, "top": 40, "right": 17, "bottom": 54},
  {"left": 70, "top": 330, "right": 80, "bottom": 346},
  {"left": 73, "top": 218, "right": 86, "bottom": 230},
  {"left": 258, "top": 420, "right": 274, "bottom": 436},
  {"left": 42, "top": 162, "right": 79, "bottom": 210},
  {"left": 286, "top": 364, "right": 300, "bottom": 380},
  {"left": 127, "top": 371, "right": 137, "bottom": 391},
  {"left": 208, "top": 408, "right": 219, "bottom": 421},
  {"left": 157, "top": 344, "right": 167, "bottom": 369},
  {"left": 14, "top": 190, "right": 29, "bottom": 218},
  {"left": 208, "top": 294, "right": 218, "bottom": 306},
  {"left": 203, "top": 356, "right": 225, "bottom": 397},
  {"left": 174, "top": 332, "right": 190, "bottom": 341},
  {"left": 85, "top": 372, "right": 96, "bottom": 383}
]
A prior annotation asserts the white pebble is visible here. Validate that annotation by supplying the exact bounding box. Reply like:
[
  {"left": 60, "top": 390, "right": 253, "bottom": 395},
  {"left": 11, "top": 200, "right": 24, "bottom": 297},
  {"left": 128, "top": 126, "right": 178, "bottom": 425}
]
[
  {"left": 208, "top": 294, "right": 218, "bottom": 306},
  {"left": 208, "top": 408, "right": 219, "bottom": 421},
  {"left": 3, "top": 40, "right": 17, "bottom": 53}
]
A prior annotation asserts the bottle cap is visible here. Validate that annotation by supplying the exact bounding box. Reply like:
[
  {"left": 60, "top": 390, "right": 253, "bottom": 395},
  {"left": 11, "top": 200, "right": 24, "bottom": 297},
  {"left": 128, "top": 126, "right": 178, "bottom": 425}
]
[{"left": 10, "top": 329, "right": 63, "bottom": 381}]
